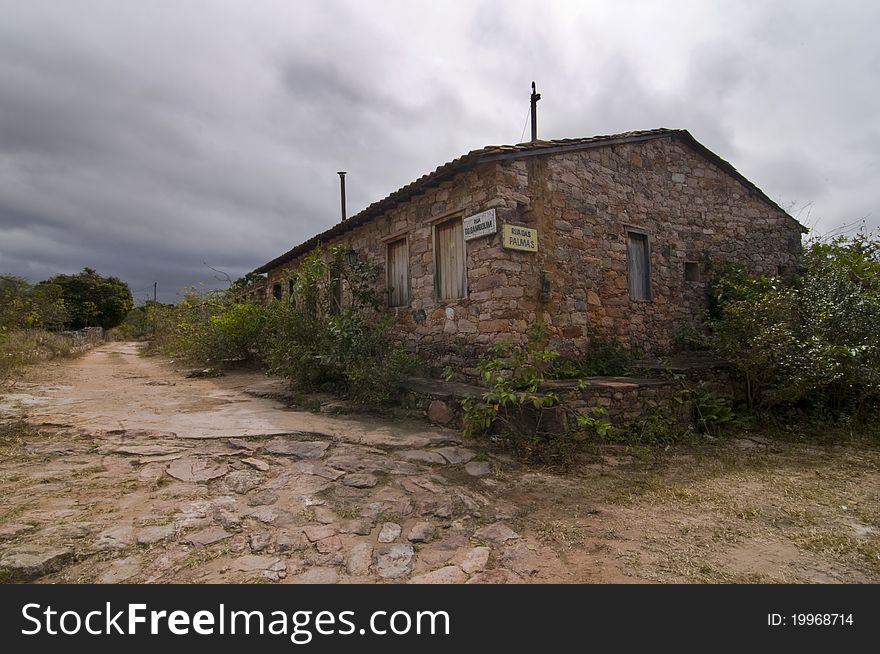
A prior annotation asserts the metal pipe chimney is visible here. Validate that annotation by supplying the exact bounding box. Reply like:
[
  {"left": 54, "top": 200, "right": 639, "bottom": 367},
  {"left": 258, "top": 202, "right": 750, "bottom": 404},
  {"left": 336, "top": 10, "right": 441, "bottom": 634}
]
[
  {"left": 530, "top": 81, "right": 541, "bottom": 142},
  {"left": 337, "top": 171, "right": 347, "bottom": 222}
]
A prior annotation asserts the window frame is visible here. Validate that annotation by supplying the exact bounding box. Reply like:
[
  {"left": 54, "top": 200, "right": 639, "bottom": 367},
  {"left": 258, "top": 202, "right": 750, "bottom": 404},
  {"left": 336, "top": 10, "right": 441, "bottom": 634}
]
[
  {"left": 433, "top": 216, "right": 468, "bottom": 301},
  {"left": 624, "top": 226, "right": 652, "bottom": 302}
]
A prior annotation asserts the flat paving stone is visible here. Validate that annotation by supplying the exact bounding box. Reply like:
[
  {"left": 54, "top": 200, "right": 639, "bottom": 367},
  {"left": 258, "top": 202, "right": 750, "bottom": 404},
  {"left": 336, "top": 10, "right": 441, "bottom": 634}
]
[
  {"left": 292, "top": 462, "right": 345, "bottom": 480},
  {"left": 432, "top": 446, "right": 476, "bottom": 465},
  {"left": 0, "top": 523, "right": 36, "bottom": 541},
  {"left": 498, "top": 542, "right": 540, "bottom": 576},
  {"left": 398, "top": 450, "right": 447, "bottom": 465},
  {"left": 303, "top": 525, "right": 336, "bottom": 542},
  {"left": 184, "top": 527, "right": 232, "bottom": 547},
  {"left": 166, "top": 458, "right": 229, "bottom": 483},
  {"left": 346, "top": 543, "right": 373, "bottom": 576},
  {"left": 342, "top": 472, "right": 379, "bottom": 488},
  {"left": 375, "top": 544, "right": 414, "bottom": 579},
  {"left": 233, "top": 555, "right": 287, "bottom": 581},
  {"left": 291, "top": 567, "right": 339, "bottom": 584},
  {"left": 94, "top": 526, "right": 134, "bottom": 551},
  {"left": 137, "top": 524, "right": 177, "bottom": 545},
  {"left": 246, "top": 489, "right": 279, "bottom": 506},
  {"left": 97, "top": 555, "right": 141, "bottom": 583},
  {"left": 265, "top": 440, "right": 330, "bottom": 459}
]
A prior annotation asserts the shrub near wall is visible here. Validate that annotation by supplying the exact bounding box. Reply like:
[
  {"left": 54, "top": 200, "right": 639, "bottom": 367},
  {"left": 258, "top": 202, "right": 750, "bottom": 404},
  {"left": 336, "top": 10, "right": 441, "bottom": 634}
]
[
  {"left": 263, "top": 245, "right": 415, "bottom": 405},
  {"left": 708, "top": 232, "right": 880, "bottom": 421},
  {"left": 147, "top": 245, "right": 414, "bottom": 405}
]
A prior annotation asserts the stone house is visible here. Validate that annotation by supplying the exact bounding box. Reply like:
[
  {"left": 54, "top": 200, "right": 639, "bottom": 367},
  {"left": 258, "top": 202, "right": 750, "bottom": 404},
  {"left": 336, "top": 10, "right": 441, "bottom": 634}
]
[{"left": 253, "top": 128, "right": 805, "bottom": 362}]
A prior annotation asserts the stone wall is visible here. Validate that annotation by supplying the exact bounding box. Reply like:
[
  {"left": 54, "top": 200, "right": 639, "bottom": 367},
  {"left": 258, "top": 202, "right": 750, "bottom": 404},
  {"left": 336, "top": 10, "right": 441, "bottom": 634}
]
[
  {"left": 506, "top": 137, "right": 804, "bottom": 354},
  {"left": 264, "top": 135, "right": 803, "bottom": 364}
]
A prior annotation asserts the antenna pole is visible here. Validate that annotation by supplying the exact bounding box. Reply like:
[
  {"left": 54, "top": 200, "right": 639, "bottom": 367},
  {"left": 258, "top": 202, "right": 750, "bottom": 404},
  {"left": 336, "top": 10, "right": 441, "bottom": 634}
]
[{"left": 530, "top": 81, "right": 541, "bottom": 142}]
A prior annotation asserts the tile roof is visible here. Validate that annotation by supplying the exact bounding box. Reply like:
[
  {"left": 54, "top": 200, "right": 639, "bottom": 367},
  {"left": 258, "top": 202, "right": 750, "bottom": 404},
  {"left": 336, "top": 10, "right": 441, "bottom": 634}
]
[{"left": 255, "top": 128, "right": 796, "bottom": 274}]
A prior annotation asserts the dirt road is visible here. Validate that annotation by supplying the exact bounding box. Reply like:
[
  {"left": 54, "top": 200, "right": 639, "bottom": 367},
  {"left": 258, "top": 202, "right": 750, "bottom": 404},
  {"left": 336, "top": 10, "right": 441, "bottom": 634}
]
[{"left": 1, "top": 342, "right": 878, "bottom": 583}]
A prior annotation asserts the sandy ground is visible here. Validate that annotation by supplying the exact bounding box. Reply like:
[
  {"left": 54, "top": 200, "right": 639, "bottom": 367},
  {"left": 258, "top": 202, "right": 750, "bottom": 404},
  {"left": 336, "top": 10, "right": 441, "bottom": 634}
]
[{"left": 0, "top": 342, "right": 878, "bottom": 584}]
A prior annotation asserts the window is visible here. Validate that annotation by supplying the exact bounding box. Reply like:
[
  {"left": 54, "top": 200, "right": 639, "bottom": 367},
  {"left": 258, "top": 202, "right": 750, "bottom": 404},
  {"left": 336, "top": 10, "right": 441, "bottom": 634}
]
[
  {"left": 387, "top": 238, "right": 410, "bottom": 307},
  {"left": 272, "top": 283, "right": 283, "bottom": 301},
  {"left": 329, "top": 265, "right": 342, "bottom": 313},
  {"left": 626, "top": 229, "right": 651, "bottom": 301},
  {"left": 435, "top": 218, "right": 467, "bottom": 300},
  {"left": 684, "top": 262, "right": 701, "bottom": 282}
]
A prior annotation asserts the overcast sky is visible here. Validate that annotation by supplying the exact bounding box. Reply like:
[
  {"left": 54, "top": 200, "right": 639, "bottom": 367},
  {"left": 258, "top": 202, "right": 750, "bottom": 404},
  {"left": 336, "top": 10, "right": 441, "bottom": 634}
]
[{"left": 1, "top": 1, "right": 877, "bottom": 303}]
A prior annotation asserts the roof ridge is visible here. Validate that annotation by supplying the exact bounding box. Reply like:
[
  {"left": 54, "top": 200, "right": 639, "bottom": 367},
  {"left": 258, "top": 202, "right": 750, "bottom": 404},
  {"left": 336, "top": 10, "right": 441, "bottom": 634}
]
[{"left": 254, "top": 127, "right": 794, "bottom": 274}]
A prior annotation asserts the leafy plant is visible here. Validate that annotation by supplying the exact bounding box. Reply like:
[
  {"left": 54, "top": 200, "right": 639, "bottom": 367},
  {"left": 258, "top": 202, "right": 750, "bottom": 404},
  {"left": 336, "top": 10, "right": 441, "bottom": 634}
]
[
  {"left": 549, "top": 334, "right": 636, "bottom": 378},
  {"left": 575, "top": 406, "right": 613, "bottom": 438},
  {"left": 263, "top": 245, "right": 415, "bottom": 405}
]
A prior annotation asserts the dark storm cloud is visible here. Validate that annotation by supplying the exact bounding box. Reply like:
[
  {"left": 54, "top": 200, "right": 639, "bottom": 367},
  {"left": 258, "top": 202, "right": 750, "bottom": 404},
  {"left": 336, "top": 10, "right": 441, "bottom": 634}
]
[{"left": 0, "top": 0, "right": 877, "bottom": 302}]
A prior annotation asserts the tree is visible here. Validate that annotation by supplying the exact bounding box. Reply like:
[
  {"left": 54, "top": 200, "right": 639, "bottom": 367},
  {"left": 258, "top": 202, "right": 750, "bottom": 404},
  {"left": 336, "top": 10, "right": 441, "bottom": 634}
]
[{"left": 39, "top": 268, "right": 133, "bottom": 330}]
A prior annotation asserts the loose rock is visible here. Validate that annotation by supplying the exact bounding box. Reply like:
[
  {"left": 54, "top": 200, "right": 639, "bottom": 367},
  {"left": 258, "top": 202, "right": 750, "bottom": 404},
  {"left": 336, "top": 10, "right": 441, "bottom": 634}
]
[
  {"left": 249, "top": 532, "right": 271, "bottom": 553},
  {"left": 246, "top": 489, "right": 279, "bottom": 506},
  {"left": 408, "top": 522, "right": 436, "bottom": 543},
  {"left": 453, "top": 546, "right": 491, "bottom": 574},
  {"left": 473, "top": 522, "right": 520, "bottom": 543},
  {"left": 0, "top": 546, "right": 74, "bottom": 581},
  {"left": 241, "top": 457, "right": 271, "bottom": 472},
  {"left": 377, "top": 522, "right": 401, "bottom": 543},
  {"left": 408, "top": 565, "right": 468, "bottom": 584}
]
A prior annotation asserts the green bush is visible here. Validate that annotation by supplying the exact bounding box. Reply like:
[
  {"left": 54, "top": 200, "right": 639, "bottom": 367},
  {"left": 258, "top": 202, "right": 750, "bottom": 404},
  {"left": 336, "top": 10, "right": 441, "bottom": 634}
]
[
  {"left": 262, "top": 245, "right": 415, "bottom": 405},
  {"left": 148, "top": 290, "right": 273, "bottom": 365},
  {"left": 708, "top": 232, "right": 880, "bottom": 420}
]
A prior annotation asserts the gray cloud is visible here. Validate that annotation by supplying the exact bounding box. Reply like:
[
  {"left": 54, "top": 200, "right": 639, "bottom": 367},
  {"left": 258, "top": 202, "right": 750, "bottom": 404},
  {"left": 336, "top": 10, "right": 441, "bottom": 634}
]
[{"left": 0, "top": 0, "right": 877, "bottom": 302}]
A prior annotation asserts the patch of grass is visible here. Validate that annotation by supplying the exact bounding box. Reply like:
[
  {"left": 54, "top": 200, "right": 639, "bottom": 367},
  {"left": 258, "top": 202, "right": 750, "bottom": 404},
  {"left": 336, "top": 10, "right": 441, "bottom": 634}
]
[
  {"left": 535, "top": 518, "right": 584, "bottom": 551},
  {"left": 182, "top": 546, "right": 227, "bottom": 570},
  {"left": 797, "top": 529, "right": 880, "bottom": 571},
  {"left": 0, "top": 418, "right": 38, "bottom": 448},
  {"left": 334, "top": 504, "right": 362, "bottom": 520}
]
